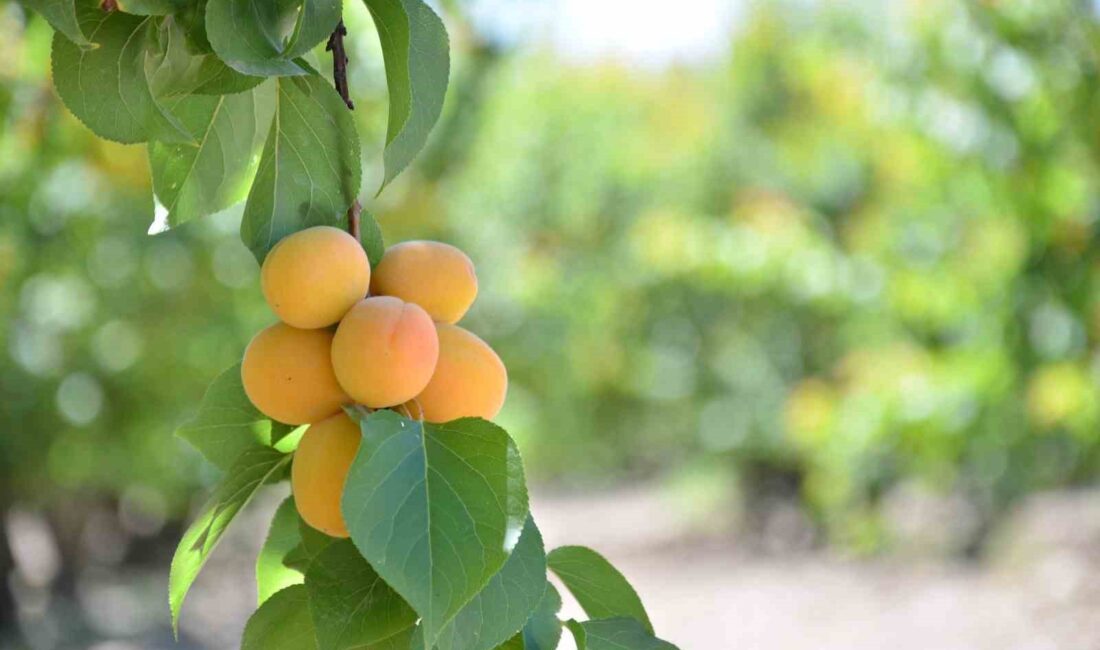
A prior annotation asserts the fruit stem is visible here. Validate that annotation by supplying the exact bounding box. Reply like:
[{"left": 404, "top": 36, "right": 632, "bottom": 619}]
[{"left": 100, "top": 0, "right": 118, "bottom": 11}]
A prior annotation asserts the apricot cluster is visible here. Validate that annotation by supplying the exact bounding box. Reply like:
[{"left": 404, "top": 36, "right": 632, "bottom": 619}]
[{"left": 239, "top": 226, "right": 507, "bottom": 537}]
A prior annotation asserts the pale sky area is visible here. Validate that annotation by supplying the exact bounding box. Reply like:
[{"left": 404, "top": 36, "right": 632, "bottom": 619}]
[{"left": 468, "top": 0, "right": 745, "bottom": 67}]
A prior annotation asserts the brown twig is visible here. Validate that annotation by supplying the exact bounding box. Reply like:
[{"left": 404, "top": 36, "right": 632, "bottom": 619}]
[
  {"left": 347, "top": 200, "right": 361, "bottom": 240},
  {"left": 328, "top": 19, "right": 359, "bottom": 238},
  {"left": 100, "top": 0, "right": 118, "bottom": 11},
  {"left": 326, "top": 20, "right": 354, "bottom": 110}
]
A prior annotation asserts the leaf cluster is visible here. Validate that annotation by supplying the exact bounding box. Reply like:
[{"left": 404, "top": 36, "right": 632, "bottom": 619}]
[
  {"left": 158, "top": 196, "right": 610, "bottom": 648},
  {"left": 170, "top": 373, "right": 680, "bottom": 649},
  {"left": 29, "top": 0, "right": 448, "bottom": 260}
]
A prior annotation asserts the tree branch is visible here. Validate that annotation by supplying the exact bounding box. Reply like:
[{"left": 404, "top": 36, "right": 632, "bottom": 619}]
[
  {"left": 326, "top": 20, "right": 354, "bottom": 110},
  {"left": 347, "top": 199, "right": 361, "bottom": 240},
  {"left": 328, "top": 19, "right": 360, "bottom": 239}
]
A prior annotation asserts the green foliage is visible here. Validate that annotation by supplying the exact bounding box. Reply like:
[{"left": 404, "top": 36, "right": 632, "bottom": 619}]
[
  {"left": 362, "top": 0, "right": 450, "bottom": 189},
  {"left": 284, "top": 517, "right": 340, "bottom": 572},
  {"left": 370, "top": 628, "right": 422, "bottom": 650},
  {"left": 168, "top": 398, "right": 660, "bottom": 649},
  {"left": 12, "top": 0, "right": 1100, "bottom": 644},
  {"left": 41, "top": 0, "right": 441, "bottom": 260},
  {"left": 145, "top": 15, "right": 264, "bottom": 97},
  {"left": 26, "top": 0, "right": 1100, "bottom": 547},
  {"left": 256, "top": 497, "right": 305, "bottom": 605},
  {"left": 547, "top": 546, "right": 651, "bottom": 633},
  {"left": 434, "top": 517, "right": 548, "bottom": 650},
  {"left": 305, "top": 540, "right": 417, "bottom": 649},
  {"left": 341, "top": 411, "right": 529, "bottom": 646},
  {"left": 522, "top": 586, "right": 563, "bottom": 650},
  {"left": 118, "top": 0, "right": 189, "bottom": 16},
  {"left": 239, "top": 73, "right": 362, "bottom": 261},
  {"left": 22, "top": 1, "right": 678, "bottom": 645},
  {"left": 149, "top": 86, "right": 272, "bottom": 230},
  {"left": 374, "top": 0, "right": 1100, "bottom": 552},
  {"left": 43, "top": 0, "right": 1096, "bottom": 646},
  {"left": 272, "top": 422, "right": 306, "bottom": 449},
  {"left": 203, "top": 0, "right": 323, "bottom": 76},
  {"left": 242, "top": 585, "right": 319, "bottom": 650},
  {"left": 169, "top": 446, "right": 291, "bottom": 631},
  {"left": 20, "top": 0, "right": 93, "bottom": 48},
  {"left": 565, "top": 618, "right": 678, "bottom": 650},
  {"left": 360, "top": 209, "right": 386, "bottom": 267},
  {"left": 282, "top": 0, "right": 343, "bottom": 60},
  {"left": 51, "top": 6, "right": 190, "bottom": 143},
  {"left": 174, "top": 362, "right": 275, "bottom": 470}
]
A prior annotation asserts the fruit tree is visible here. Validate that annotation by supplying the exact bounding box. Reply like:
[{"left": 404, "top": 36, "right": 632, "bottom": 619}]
[{"left": 19, "top": 0, "right": 680, "bottom": 648}]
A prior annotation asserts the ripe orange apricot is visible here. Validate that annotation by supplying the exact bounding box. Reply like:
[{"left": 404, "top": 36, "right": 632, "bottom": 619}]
[
  {"left": 331, "top": 296, "right": 440, "bottom": 408},
  {"left": 261, "top": 226, "right": 371, "bottom": 329},
  {"left": 241, "top": 323, "right": 349, "bottom": 425},
  {"left": 370, "top": 241, "right": 478, "bottom": 324},
  {"left": 405, "top": 324, "right": 507, "bottom": 423},
  {"left": 291, "top": 412, "right": 361, "bottom": 538}
]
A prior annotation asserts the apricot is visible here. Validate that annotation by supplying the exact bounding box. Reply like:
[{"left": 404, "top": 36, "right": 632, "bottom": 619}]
[
  {"left": 331, "top": 296, "right": 440, "bottom": 408},
  {"left": 291, "top": 412, "right": 360, "bottom": 538},
  {"left": 261, "top": 226, "right": 371, "bottom": 329},
  {"left": 241, "top": 323, "right": 349, "bottom": 425},
  {"left": 370, "top": 241, "right": 478, "bottom": 324},
  {"left": 405, "top": 324, "right": 507, "bottom": 423}
]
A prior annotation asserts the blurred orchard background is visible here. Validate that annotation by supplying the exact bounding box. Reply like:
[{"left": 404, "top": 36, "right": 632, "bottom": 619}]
[{"left": 4, "top": 0, "right": 1100, "bottom": 647}]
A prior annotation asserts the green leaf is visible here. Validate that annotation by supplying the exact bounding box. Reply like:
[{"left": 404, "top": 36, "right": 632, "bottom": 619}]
[
  {"left": 359, "top": 209, "right": 385, "bottom": 268},
  {"left": 300, "top": 516, "right": 341, "bottom": 555},
  {"left": 305, "top": 540, "right": 417, "bottom": 649},
  {"left": 175, "top": 364, "right": 268, "bottom": 468},
  {"left": 205, "top": 0, "right": 305, "bottom": 76},
  {"left": 176, "top": 0, "right": 214, "bottom": 52},
  {"left": 342, "top": 412, "right": 529, "bottom": 646},
  {"left": 477, "top": 587, "right": 563, "bottom": 650},
  {"left": 282, "top": 544, "right": 312, "bottom": 573},
  {"left": 51, "top": 6, "right": 190, "bottom": 143},
  {"left": 205, "top": 0, "right": 339, "bottom": 76},
  {"left": 434, "top": 517, "right": 547, "bottom": 650},
  {"left": 119, "top": 0, "right": 187, "bottom": 15},
  {"left": 242, "top": 585, "right": 319, "bottom": 650},
  {"left": 547, "top": 546, "right": 652, "bottom": 633},
  {"left": 170, "top": 447, "right": 291, "bottom": 632},
  {"left": 284, "top": 517, "right": 339, "bottom": 572},
  {"left": 149, "top": 84, "right": 274, "bottom": 228},
  {"left": 20, "top": 0, "right": 94, "bottom": 49},
  {"left": 273, "top": 423, "right": 308, "bottom": 454},
  {"left": 522, "top": 585, "right": 562, "bottom": 650},
  {"left": 362, "top": 0, "right": 450, "bottom": 189},
  {"left": 146, "top": 16, "right": 264, "bottom": 97},
  {"left": 368, "top": 627, "right": 419, "bottom": 650},
  {"left": 283, "top": 0, "right": 342, "bottom": 60},
  {"left": 175, "top": 363, "right": 276, "bottom": 471},
  {"left": 257, "top": 497, "right": 305, "bottom": 605},
  {"left": 240, "top": 73, "right": 362, "bottom": 263},
  {"left": 565, "top": 619, "right": 679, "bottom": 650}
]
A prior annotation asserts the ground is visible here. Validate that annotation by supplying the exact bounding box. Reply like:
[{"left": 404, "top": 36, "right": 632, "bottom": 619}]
[{"left": 26, "top": 486, "right": 1100, "bottom": 649}]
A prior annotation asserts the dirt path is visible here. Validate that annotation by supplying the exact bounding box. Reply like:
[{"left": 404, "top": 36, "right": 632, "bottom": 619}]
[
  {"left": 580, "top": 552, "right": 1096, "bottom": 650},
  {"left": 532, "top": 489, "right": 1100, "bottom": 650}
]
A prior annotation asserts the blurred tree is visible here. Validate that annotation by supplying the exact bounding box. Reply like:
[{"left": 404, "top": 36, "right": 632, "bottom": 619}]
[
  {"left": 374, "top": 0, "right": 1100, "bottom": 550},
  {"left": 2, "top": 0, "right": 1100, "bottom": 591}
]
